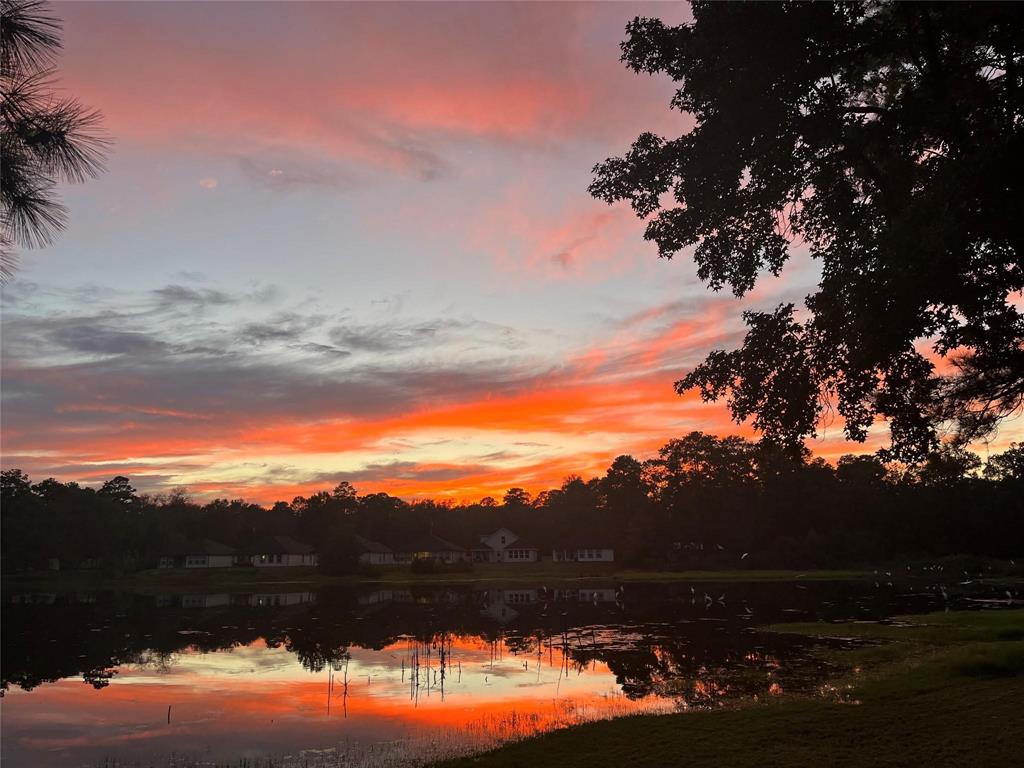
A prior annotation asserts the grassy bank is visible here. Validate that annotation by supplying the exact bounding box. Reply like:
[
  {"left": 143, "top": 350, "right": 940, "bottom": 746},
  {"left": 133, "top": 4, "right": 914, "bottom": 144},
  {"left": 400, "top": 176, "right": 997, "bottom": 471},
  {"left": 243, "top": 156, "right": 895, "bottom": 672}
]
[
  {"left": 2, "top": 564, "right": 874, "bottom": 593},
  {"left": 434, "top": 609, "right": 1024, "bottom": 768}
]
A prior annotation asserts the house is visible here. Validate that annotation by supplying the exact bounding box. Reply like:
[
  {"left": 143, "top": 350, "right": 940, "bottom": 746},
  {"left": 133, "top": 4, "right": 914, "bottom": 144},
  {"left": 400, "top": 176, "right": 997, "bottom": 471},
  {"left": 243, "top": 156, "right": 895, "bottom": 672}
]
[
  {"left": 248, "top": 536, "right": 319, "bottom": 567},
  {"left": 354, "top": 535, "right": 395, "bottom": 565},
  {"left": 158, "top": 538, "right": 236, "bottom": 569},
  {"left": 480, "top": 588, "right": 539, "bottom": 623},
  {"left": 44, "top": 556, "right": 102, "bottom": 571},
  {"left": 250, "top": 591, "right": 316, "bottom": 607},
  {"left": 551, "top": 537, "right": 615, "bottom": 563},
  {"left": 180, "top": 593, "right": 232, "bottom": 609},
  {"left": 471, "top": 527, "right": 539, "bottom": 563},
  {"left": 390, "top": 533, "right": 467, "bottom": 564},
  {"left": 357, "top": 588, "right": 415, "bottom": 605},
  {"left": 154, "top": 591, "right": 316, "bottom": 609},
  {"left": 553, "top": 588, "right": 618, "bottom": 603}
]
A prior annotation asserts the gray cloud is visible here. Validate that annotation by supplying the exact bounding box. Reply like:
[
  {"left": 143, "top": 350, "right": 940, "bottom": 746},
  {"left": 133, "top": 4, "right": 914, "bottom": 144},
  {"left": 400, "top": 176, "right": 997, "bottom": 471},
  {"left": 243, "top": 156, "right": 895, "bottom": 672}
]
[
  {"left": 0, "top": 285, "right": 551, "bottom": 463},
  {"left": 328, "top": 317, "right": 524, "bottom": 355},
  {"left": 293, "top": 342, "right": 351, "bottom": 359},
  {"left": 357, "top": 124, "right": 448, "bottom": 182},
  {"left": 237, "top": 312, "right": 328, "bottom": 346},
  {"left": 329, "top": 319, "right": 462, "bottom": 353},
  {"left": 151, "top": 284, "right": 235, "bottom": 311},
  {"left": 2, "top": 351, "right": 543, "bottom": 448},
  {"left": 5, "top": 314, "right": 170, "bottom": 359},
  {"left": 233, "top": 118, "right": 447, "bottom": 188},
  {"left": 237, "top": 155, "right": 355, "bottom": 194},
  {"left": 54, "top": 325, "right": 168, "bottom": 357}
]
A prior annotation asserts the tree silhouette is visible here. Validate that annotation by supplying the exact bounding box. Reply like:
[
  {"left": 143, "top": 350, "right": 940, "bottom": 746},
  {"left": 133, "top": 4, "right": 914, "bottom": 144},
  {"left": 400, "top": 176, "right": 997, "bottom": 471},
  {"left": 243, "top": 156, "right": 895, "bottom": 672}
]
[
  {"left": 4, "top": 429, "right": 1024, "bottom": 575},
  {"left": 1, "top": 0, "right": 110, "bottom": 281},
  {"left": 502, "top": 487, "right": 532, "bottom": 508},
  {"left": 98, "top": 475, "right": 137, "bottom": 506},
  {"left": 591, "top": 2, "right": 1024, "bottom": 460},
  {"left": 983, "top": 442, "right": 1024, "bottom": 481}
]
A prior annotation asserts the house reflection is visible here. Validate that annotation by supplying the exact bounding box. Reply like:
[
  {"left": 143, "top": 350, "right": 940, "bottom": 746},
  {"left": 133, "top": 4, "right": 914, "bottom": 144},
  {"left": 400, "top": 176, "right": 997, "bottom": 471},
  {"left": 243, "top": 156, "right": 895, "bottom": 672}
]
[
  {"left": 152, "top": 592, "right": 317, "bottom": 609},
  {"left": 3, "top": 578, "right": 945, "bottom": 704},
  {"left": 479, "top": 589, "right": 539, "bottom": 624}
]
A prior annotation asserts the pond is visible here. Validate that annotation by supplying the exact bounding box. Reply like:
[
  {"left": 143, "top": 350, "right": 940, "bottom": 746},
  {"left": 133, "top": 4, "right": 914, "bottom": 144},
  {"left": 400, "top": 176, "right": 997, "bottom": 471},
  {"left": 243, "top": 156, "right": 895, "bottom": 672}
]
[{"left": 0, "top": 577, "right": 1015, "bottom": 767}]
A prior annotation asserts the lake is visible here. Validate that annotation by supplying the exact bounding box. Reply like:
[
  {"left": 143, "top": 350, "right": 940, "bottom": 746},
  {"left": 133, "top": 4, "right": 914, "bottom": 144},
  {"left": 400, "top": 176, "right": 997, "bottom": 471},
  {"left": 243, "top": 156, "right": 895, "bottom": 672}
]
[{"left": 1, "top": 576, "right": 1015, "bottom": 767}]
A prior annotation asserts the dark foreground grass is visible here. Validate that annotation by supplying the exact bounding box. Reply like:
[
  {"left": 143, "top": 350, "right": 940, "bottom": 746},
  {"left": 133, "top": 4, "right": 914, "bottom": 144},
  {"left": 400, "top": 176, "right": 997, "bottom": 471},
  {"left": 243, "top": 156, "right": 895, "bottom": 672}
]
[{"left": 434, "top": 609, "right": 1024, "bottom": 768}]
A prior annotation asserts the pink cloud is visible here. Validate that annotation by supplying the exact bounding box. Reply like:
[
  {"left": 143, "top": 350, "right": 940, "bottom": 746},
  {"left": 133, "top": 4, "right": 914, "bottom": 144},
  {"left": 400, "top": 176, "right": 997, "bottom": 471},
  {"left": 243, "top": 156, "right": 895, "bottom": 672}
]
[{"left": 56, "top": 2, "right": 685, "bottom": 180}]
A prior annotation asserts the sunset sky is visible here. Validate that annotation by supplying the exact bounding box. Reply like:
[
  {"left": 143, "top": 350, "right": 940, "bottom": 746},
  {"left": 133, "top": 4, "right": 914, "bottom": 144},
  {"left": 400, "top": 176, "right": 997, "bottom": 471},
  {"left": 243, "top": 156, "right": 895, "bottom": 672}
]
[{"left": 2, "top": 1, "right": 1020, "bottom": 504}]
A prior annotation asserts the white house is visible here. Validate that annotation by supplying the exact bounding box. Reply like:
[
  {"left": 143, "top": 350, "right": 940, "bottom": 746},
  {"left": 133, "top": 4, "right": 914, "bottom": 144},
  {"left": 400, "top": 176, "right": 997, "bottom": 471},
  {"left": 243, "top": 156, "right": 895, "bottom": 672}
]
[
  {"left": 354, "top": 535, "right": 395, "bottom": 565},
  {"left": 551, "top": 538, "right": 615, "bottom": 563},
  {"left": 180, "top": 593, "right": 232, "bottom": 609},
  {"left": 472, "top": 527, "right": 539, "bottom": 563},
  {"left": 250, "top": 591, "right": 317, "bottom": 607},
  {"left": 357, "top": 588, "right": 415, "bottom": 605},
  {"left": 479, "top": 589, "right": 539, "bottom": 623},
  {"left": 249, "top": 536, "right": 319, "bottom": 567},
  {"left": 554, "top": 588, "right": 618, "bottom": 603},
  {"left": 390, "top": 534, "right": 467, "bottom": 564},
  {"left": 158, "top": 539, "right": 236, "bottom": 569}
]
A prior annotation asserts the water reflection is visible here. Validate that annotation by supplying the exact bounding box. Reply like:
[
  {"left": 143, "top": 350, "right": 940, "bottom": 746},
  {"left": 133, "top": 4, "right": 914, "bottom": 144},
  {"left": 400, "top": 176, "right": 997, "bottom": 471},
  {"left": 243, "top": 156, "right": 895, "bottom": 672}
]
[{"left": 0, "top": 579, "right": 1012, "bottom": 767}]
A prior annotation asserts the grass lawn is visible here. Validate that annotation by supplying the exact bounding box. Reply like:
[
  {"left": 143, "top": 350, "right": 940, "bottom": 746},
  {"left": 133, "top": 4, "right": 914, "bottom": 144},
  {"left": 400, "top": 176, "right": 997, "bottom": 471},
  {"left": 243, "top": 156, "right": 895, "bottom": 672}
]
[
  {"left": 433, "top": 609, "right": 1024, "bottom": 768},
  {"left": 2, "top": 564, "right": 873, "bottom": 592}
]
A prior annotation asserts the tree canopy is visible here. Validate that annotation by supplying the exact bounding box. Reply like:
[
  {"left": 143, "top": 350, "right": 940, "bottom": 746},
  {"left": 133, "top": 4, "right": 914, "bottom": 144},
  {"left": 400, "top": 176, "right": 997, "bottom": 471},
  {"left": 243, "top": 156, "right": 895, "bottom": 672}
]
[
  {"left": 3, "top": 432, "right": 1022, "bottom": 575},
  {"left": 590, "top": 1, "right": 1024, "bottom": 460}
]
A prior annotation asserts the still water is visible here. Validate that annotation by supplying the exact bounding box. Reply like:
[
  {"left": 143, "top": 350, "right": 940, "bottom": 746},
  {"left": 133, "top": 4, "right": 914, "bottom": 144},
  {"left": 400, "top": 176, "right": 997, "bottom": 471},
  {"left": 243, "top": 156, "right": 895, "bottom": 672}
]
[{"left": 0, "top": 578, "right": 1013, "bottom": 767}]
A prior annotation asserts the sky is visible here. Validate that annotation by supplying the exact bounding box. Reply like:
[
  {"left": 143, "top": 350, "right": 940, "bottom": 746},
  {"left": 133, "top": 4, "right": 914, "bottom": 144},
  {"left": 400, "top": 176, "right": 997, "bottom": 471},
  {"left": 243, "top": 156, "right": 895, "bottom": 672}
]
[{"left": 2, "top": 1, "right": 1020, "bottom": 504}]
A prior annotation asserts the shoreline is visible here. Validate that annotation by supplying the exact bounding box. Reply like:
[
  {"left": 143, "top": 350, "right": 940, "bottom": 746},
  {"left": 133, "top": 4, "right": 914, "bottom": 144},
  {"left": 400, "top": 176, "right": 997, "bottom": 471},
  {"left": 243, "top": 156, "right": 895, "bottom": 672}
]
[
  {"left": 1, "top": 565, "right": 877, "bottom": 593},
  {"left": 431, "top": 608, "right": 1024, "bottom": 767}
]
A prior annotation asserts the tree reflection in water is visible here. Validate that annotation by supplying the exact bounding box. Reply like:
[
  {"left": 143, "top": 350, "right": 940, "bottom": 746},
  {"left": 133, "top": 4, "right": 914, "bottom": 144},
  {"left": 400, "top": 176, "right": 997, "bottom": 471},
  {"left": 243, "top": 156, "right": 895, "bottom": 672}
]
[{"left": 1, "top": 579, "right": 1006, "bottom": 766}]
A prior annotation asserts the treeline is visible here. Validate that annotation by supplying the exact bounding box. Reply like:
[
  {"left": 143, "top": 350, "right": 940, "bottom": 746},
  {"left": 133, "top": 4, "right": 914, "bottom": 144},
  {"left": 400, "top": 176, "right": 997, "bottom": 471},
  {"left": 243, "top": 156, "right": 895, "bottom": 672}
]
[{"left": 2, "top": 432, "right": 1022, "bottom": 574}]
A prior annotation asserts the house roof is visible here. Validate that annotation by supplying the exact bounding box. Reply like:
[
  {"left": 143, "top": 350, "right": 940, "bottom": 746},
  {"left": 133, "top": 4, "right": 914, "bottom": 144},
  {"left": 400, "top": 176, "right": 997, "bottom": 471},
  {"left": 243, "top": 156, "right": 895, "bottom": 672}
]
[
  {"left": 250, "top": 535, "right": 316, "bottom": 555},
  {"left": 506, "top": 539, "right": 538, "bottom": 551},
  {"left": 389, "top": 533, "right": 466, "bottom": 553},
  {"left": 473, "top": 537, "right": 537, "bottom": 551},
  {"left": 479, "top": 526, "right": 517, "bottom": 540},
  {"left": 558, "top": 536, "right": 614, "bottom": 550},
  {"left": 161, "top": 537, "right": 235, "bottom": 556},
  {"left": 354, "top": 535, "right": 392, "bottom": 554},
  {"left": 427, "top": 534, "right": 466, "bottom": 552}
]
